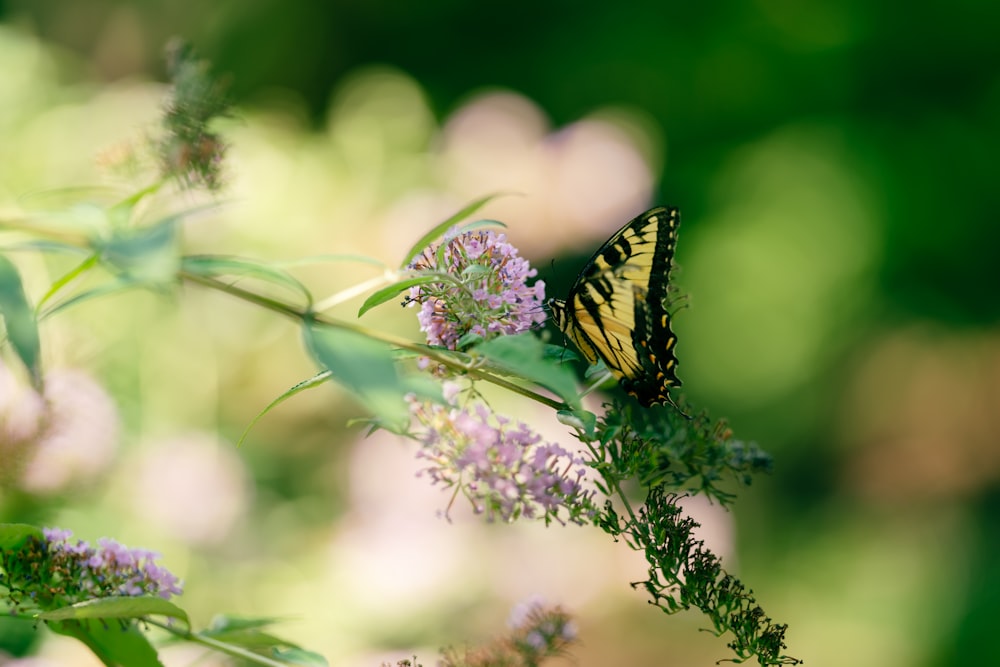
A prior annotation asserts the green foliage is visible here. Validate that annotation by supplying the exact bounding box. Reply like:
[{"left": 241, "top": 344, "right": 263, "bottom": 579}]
[
  {"left": 597, "top": 401, "right": 773, "bottom": 505},
  {"left": 0, "top": 524, "right": 43, "bottom": 551},
  {"left": 303, "top": 320, "right": 445, "bottom": 433},
  {"left": 575, "top": 402, "right": 797, "bottom": 665},
  {"left": 473, "top": 333, "right": 581, "bottom": 406},
  {"left": 0, "top": 256, "right": 41, "bottom": 387},
  {"left": 626, "top": 487, "right": 798, "bottom": 665},
  {"left": 304, "top": 321, "right": 412, "bottom": 431},
  {"left": 359, "top": 274, "right": 450, "bottom": 317},
  {"left": 93, "top": 217, "right": 181, "bottom": 285}
]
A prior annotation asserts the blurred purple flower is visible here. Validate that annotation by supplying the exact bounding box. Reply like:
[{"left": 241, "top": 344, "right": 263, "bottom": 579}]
[{"left": 0, "top": 363, "right": 119, "bottom": 495}]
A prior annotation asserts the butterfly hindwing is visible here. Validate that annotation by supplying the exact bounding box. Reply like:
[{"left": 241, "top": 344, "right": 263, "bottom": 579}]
[{"left": 549, "top": 207, "right": 682, "bottom": 409}]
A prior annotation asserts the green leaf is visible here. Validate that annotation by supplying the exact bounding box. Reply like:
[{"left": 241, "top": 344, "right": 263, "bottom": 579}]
[
  {"left": 39, "top": 279, "right": 140, "bottom": 321},
  {"left": 206, "top": 614, "right": 285, "bottom": 633},
  {"left": 201, "top": 615, "right": 330, "bottom": 666},
  {"left": 460, "top": 264, "right": 489, "bottom": 279},
  {"left": 202, "top": 615, "right": 300, "bottom": 649},
  {"left": 37, "top": 254, "right": 101, "bottom": 311},
  {"left": 0, "top": 523, "right": 43, "bottom": 550},
  {"left": 399, "top": 194, "right": 500, "bottom": 269},
  {"left": 271, "top": 647, "right": 329, "bottom": 666},
  {"left": 182, "top": 255, "right": 312, "bottom": 306},
  {"left": 455, "top": 331, "right": 485, "bottom": 349},
  {"left": 304, "top": 322, "right": 411, "bottom": 432},
  {"left": 457, "top": 218, "right": 507, "bottom": 234},
  {"left": 543, "top": 342, "right": 580, "bottom": 363},
  {"left": 0, "top": 256, "right": 42, "bottom": 386},
  {"left": 96, "top": 218, "right": 180, "bottom": 284},
  {"left": 41, "top": 596, "right": 189, "bottom": 626},
  {"left": 107, "top": 183, "right": 163, "bottom": 227},
  {"left": 552, "top": 338, "right": 617, "bottom": 391},
  {"left": 357, "top": 274, "right": 443, "bottom": 317},
  {"left": 47, "top": 619, "right": 165, "bottom": 667},
  {"left": 213, "top": 628, "right": 292, "bottom": 650},
  {"left": 474, "top": 334, "right": 581, "bottom": 405},
  {"left": 557, "top": 408, "right": 597, "bottom": 436},
  {"left": 237, "top": 371, "right": 332, "bottom": 446}
]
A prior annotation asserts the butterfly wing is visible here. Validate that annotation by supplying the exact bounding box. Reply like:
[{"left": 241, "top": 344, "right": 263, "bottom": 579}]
[{"left": 549, "top": 207, "right": 682, "bottom": 408}]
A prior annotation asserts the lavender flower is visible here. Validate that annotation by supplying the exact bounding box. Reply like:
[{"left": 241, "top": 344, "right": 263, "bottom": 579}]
[
  {"left": 408, "top": 390, "right": 596, "bottom": 525},
  {"left": 39, "top": 527, "right": 183, "bottom": 602},
  {"left": 406, "top": 229, "right": 547, "bottom": 350}
]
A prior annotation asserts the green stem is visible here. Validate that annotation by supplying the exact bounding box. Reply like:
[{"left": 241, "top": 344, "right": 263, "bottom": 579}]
[
  {"left": 144, "top": 617, "right": 291, "bottom": 667},
  {"left": 179, "top": 270, "right": 565, "bottom": 410}
]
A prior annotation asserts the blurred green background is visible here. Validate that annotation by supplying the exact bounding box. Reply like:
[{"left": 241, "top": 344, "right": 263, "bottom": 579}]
[{"left": 0, "top": 1, "right": 997, "bottom": 666}]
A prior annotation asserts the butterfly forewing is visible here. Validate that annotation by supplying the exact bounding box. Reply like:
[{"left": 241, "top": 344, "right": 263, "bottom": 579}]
[{"left": 549, "top": 207, "right": 682, "bottom": 408}]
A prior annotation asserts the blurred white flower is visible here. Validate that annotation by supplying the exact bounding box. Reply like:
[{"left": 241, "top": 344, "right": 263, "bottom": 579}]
[
  {"left": 438, "top": 90, "right": 656, "bottom": 258},
  {"left": 335, "top": 427, "right": 470, "bottom": 603},
  {"left": 379, "top": 88, "right": 657, "bottom": 263},
  {"left": 21, "top": 369, "right": 120, "bottom": 494},
  {"left": 0, "top": 363, "right": 119, "bottom": 495},
  {"left": 127, "top": 433, "right": 251, "bottom": 546}
]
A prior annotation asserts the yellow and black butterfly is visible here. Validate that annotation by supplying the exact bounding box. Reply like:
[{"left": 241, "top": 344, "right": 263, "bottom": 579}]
[{"left": 549, "top": 206, "right": 684, "bottom": 410}]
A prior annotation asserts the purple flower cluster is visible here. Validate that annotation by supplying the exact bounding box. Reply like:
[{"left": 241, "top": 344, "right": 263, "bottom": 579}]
[
  {"left": 408, "top": 393, "right": 596, "bottom": 525},
  {"left": 42, "top": 527, "right": 183, "bottom": 600},
  {"left": 406, "top": 229, "right": 547, "bottom": 350}
]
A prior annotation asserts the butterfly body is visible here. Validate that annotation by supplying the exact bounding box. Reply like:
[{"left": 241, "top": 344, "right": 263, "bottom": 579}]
[{"left": 549, "top": 207, "right": 683, "bottom": 409}]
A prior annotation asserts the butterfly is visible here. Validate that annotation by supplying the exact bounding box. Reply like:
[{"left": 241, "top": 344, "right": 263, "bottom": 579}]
[{"left": 548, "top": 206, "right": 684, "bottom": 410}]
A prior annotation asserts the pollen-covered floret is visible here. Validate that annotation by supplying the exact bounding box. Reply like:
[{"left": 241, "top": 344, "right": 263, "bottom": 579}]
[{"left": 406, "top": 229, "right": 547, "bottom": 350}]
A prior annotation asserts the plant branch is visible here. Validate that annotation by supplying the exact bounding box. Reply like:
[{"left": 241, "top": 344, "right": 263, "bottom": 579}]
[{"left": 178, "top": 270, "right": 565, "bottom": 410}]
